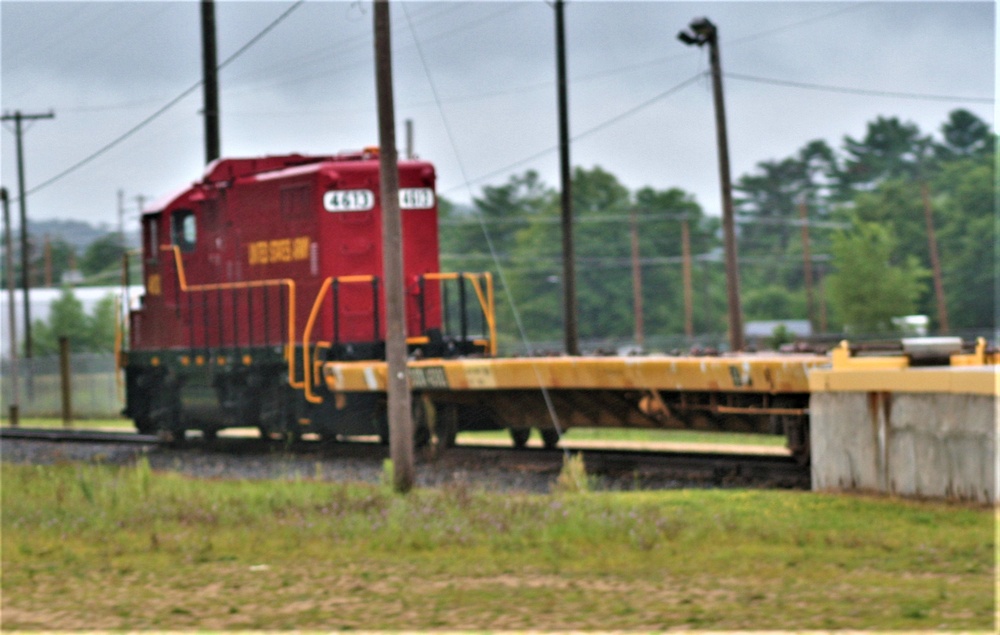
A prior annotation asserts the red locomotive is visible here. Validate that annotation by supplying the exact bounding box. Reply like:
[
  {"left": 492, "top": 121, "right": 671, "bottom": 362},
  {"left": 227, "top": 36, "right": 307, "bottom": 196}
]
[{"left": 123, "top": 150, "right": 494, "bottom": 441}]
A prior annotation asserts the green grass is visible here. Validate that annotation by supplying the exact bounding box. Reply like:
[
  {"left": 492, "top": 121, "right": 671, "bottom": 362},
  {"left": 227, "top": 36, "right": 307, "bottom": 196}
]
[{"left": 1, "top": 460, "right": 994, "bottom": 630}]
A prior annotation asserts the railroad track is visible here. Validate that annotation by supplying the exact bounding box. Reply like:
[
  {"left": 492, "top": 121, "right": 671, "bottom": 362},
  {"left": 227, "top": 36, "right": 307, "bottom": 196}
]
[
  {"left": 1, "top": 427, "right": 809, "bottom": 490},
  {"left": 0, "top": 427, "right": 160, "bottom": 444}
]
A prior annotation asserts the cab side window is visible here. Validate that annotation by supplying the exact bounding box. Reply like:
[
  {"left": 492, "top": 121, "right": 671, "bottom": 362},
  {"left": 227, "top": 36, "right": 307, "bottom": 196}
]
[{"left": 171, "top": 210, "right": 197, "bottom": 252}]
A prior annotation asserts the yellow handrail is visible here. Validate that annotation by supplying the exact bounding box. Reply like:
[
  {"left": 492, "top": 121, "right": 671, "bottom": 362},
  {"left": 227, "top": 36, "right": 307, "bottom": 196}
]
[
  {"left": 421, "top": 272, "right": 496, "bottom": 356},
  {"left": 157, "top": 247, "right": 497, "bottom": 406},
  {"left": 301, "top": 275, "right": 378, "bottom": 404},
  {"left": 160, "top": 245, "right": 301, "bottom": 387}
]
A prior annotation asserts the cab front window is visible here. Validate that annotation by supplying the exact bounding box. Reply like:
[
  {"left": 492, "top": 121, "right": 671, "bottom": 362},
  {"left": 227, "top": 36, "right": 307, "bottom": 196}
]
[{"left": 171, "top": 210, "right": 197, "bottom": 252}]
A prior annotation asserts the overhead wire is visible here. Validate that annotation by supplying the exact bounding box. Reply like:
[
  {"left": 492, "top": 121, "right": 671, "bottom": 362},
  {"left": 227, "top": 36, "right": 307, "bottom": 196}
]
[
  {"left": 724, "top": 73, "right": 994, "bottom": 105},
  {"left": 440, "top": 72, "right": 703, "bottom": 196},
  {"left": 18, "top": 0, "right": 307, "bottom": 202},
  {"left": 401, "top": 1, "right": 567, "bottom": 444}
]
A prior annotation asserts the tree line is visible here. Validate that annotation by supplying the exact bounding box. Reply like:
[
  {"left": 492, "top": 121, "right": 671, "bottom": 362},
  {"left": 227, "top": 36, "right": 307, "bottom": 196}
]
[
  {"left": 2, "top": 232, "right": 130, "bottom": 288},
  {"left": 440, "top": 108, "right": 995, "bottom": 349},
  {"left": 10, "top": 108, "right": 995, "bottom": 355}
]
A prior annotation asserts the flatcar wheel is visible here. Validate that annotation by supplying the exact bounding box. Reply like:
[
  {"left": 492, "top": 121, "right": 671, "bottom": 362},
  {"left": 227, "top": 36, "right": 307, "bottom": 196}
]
[
  {"left": 157, "top": 428, "right": 186, "bottom": 447},
  {"left": 412, "top": 398, "right": 431, "bottom": 448},
  {"left": 509, "top": 427, "right": 530, "bottom": 449},
  {"left": 539, "top": 428, "right": 560, "bottom": 450},
  {"left": 434, "top": 404, "right": 459, "bottom": 449}
]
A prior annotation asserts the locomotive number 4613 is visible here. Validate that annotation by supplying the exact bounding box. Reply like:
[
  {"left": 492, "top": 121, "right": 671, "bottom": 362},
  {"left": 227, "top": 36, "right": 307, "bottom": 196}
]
[{"left": 323, "top": 188, "right": 435, "bottom": 213}]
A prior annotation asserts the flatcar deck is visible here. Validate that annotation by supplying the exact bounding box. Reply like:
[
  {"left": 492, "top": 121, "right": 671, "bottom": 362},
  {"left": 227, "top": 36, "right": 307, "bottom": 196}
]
[{"left": 321, "top": 354, "right": 829, "bottom": 394}]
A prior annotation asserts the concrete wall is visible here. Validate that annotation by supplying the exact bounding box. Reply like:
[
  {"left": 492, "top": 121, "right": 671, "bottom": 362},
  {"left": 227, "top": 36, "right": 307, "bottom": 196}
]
[{"left": 811, "top": 390, "right": 997, "bottom": 504}]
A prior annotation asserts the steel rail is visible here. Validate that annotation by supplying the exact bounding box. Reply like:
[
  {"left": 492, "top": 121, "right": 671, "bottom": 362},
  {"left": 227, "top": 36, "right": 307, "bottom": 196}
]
[{"left": 0, "top": 427, "right": 159, "bottom": 444}]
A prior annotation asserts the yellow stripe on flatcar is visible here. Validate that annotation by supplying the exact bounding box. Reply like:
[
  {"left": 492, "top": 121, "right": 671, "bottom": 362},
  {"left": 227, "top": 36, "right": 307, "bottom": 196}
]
[{"left": 322, "top": 354, "right": 828, "bottom": 394}]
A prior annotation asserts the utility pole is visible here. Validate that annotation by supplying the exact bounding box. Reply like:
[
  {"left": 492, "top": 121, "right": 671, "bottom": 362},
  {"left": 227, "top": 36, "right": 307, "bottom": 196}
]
[
  {"left": 629, "top": 209, "right": 644, "bottom": 349},
  {"left": 201, "top": 0, "right": 221, "bottom": 164},
  {"left": 678, "top": 18, "right": 744, "bottom": 351},
  {"left": 920, "top": 181, "right": 949, "bottom": 334},
  {"left": 43, "top": 236, "right": 52, "bottom": 287},
  {"left": 2, "top": 109, "right": 55, "bottom": 359},
  {"left": 374, "top": 0, "right": 414, "bottom": 493},
  {"left": 117, "top": 189, "right": 126, "bottom": 248},
  {"left": 798, "top": 195, "right": 816, "bottom": 332},
  {"left": 681, "top": 217, "right": 694, "bottom": 339},
  {"left": 2, "top": 188, "right": 20, "bottom": 426},
  {"left": 554, "top": 0, "right": 579, "bottom": 355},
  {"left": 405, "top": 119, "right": 414, "bottom": 160}
]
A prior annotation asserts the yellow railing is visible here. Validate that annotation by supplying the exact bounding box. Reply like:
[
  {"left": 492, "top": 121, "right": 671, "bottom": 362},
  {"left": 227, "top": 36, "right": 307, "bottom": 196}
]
[
  {"left": 301, "top": 271, "right": 496, "bottom": 404},
  {"left": 421, "top": 272, "right": 496, "bottom": 357},
  {"left": 154, "top": 248, "right": 496, "bottom": 406},
  {"left": 302, "top": 275, "right": 377, "bottom": 404},
  {"left": 162, "top": 245, "right": 301, "bottom": 388}
]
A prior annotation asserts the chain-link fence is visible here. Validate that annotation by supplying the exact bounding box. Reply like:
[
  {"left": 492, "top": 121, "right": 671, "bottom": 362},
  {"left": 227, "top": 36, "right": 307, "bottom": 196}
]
[{"left": 1, "top": 353, "right": 123, "bottom": 420}]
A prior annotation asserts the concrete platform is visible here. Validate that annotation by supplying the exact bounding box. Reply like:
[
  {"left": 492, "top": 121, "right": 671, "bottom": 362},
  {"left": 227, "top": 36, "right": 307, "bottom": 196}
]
[{"left": 808, "top": 345, "right": 996, "bottom": 504}]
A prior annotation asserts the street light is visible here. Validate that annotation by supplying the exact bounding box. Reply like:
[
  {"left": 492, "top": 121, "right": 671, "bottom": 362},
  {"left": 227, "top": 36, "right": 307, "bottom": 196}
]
[{"left": 677, "top": 17, "right": 744, "bottom": 352}]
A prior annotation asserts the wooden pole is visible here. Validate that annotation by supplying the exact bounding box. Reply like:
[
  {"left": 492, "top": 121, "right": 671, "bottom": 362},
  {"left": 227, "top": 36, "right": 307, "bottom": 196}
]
[
  {"left": 59, "top": 336, "right": 72, "bottom": 427},
  {"left": 629, "top": 208, "right": 644, "bottom": 349},
  {"left": 554, "top": 0, "right": 579, "bottom": 355},
  {"left": 681, "top": 217, "right": 694, "bottom": 339},
  {"left": 374, "top": 0, "right": 414, "bottom": 493},
  {"left": 798, "top": 196, "right": 816, "bottom": 332},
  {"left": 2, "top": 188, "right": 20, "bottom": 426},
  {"left": 921, "top": 181, "right": 949, "bottom": 333}
]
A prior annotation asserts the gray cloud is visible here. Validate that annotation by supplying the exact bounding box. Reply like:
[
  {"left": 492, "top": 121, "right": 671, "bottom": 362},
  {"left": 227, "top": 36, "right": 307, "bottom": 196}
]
[{"left": 1, "top": 1, "right": 993, "bottom": 230}]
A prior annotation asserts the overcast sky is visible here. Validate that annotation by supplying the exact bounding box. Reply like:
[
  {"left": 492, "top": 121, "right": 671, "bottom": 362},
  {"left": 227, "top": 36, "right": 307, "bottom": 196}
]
[{"left": 1, "top": 1, "right": 994, "bottom": 234}]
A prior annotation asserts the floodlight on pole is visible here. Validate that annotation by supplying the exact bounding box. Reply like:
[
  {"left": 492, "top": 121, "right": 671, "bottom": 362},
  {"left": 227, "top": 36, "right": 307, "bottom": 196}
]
[{"left": 677, "top": 17, "right": 745, "bottom": 352}]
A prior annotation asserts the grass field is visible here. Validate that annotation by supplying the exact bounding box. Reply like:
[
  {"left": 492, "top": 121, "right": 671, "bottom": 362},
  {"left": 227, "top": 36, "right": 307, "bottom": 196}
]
[{"left": 1, "top": 460, "right": 994, "bottom": 630}]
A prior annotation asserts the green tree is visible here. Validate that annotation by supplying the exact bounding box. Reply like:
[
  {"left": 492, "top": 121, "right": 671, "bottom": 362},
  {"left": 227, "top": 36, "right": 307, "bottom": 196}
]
[
  {"left": 735, "top": 139, "right": 839, "bottom": 295},
  {"left": 634, "top": 186, "right": 722, "bottom": 335},
  {"left": 80, "top": 233, "right": 126, "bottom": 279},
  {"left": 437, "top": 172, "right": 559, "bottom": 349},
  {"left": 936, "top": 109, "right": 995, "bottom": 160},
  {"left": 839, "top": 116, "right": 925, "bottom": 194},
  {"left": 933, "top": 155, "right": 996, "bottom": 329},
  {"left": 826, "top": 222, "right": 928, "bottom": 333},
  {"left": 743, "top": 285, "right": 805, "bottom": 322},
  {"left": 87, "top": 294, "right": 118, "bottom": 352},
  {"left": 28, "top": 288, "right": 118, "bottom": 354}
]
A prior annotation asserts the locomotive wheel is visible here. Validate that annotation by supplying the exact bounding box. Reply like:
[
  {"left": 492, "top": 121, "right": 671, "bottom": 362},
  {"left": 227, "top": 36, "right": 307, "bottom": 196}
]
[
  {"left": 509, "top": 427, "right": 530, "bottom": 448},
  {"left": 539, "top": 428, "right": 561, "bottom": 450},
  {"left": 134, "top": 416, "right": 156, "bottom": 435}
]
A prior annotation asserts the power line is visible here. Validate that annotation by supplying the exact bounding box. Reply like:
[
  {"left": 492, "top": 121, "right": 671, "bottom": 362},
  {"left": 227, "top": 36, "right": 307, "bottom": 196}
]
[
  {"left": 19, "top": 0, "right": 306, "bottom": 202},
  {"left": 725, "top": 72, "right": 994, "bottom": 104},
  {"left": 441, "top": 73, "right": 704, "bottom": 196}
]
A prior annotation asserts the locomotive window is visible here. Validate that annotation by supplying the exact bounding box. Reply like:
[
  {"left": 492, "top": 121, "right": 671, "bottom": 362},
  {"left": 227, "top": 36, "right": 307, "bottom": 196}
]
[
  {"left": 144, "top": 215, "right": 160, "bottom": 261},
  {"left": 171, "top": 210, "right": 197, "bottom": 253}
]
